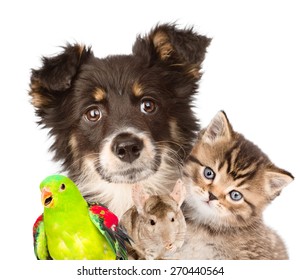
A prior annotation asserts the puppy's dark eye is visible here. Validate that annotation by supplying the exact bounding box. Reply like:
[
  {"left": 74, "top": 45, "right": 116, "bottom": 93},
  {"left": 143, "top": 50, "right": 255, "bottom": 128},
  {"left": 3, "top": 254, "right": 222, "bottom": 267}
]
[
  {"left": 150, "top": 219, "right": 156, "bottom": 226},
  {"left": 140, "top": 98, "right": 157, "bottom": 114},
  {"left": 84, "top": 106, "right": 102, "bottom": 122}
]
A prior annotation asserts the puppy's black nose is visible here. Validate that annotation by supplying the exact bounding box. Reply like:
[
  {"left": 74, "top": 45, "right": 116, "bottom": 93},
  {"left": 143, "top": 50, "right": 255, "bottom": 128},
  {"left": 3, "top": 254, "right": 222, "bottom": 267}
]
[{"left": 112, "top": 133, "right": 144, "bottom": 163}]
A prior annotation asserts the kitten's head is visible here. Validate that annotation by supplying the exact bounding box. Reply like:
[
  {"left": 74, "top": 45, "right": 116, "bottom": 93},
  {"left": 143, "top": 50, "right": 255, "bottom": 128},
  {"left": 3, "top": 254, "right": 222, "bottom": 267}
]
[{"left": 183, "top": 111, "right": 294, "bottom": 230}]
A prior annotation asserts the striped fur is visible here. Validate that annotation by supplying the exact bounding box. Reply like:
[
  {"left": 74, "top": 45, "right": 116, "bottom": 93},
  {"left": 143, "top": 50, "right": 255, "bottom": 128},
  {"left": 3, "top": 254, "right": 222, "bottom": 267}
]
[{"left": 178, "top": 111, "right": 294, "bottom": 259}]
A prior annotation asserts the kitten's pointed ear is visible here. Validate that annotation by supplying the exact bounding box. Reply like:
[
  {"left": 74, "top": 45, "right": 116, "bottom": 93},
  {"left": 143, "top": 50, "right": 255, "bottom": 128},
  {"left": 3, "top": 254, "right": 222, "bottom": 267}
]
[
  {"left": 170, "top": 179, "right": 186, "bottom": 208},
  {"left": 265, "top": 168, "right": 294, "bottom": 200},
  {"left": 132, "top": 184, "right": 149, "bottom": 214},
  {"left": 202, "top": 111, "right": 233, "bottom": 143}
]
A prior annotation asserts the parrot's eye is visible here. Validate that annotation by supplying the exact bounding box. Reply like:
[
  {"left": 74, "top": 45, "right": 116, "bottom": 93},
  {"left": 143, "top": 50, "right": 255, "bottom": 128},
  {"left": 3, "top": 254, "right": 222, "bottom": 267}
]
[
  {"left": 60, "top": 184, "right": 66, "bottom": 191},
  {"left": 84, "top": 105, "right": 102, "bottom": 122}
]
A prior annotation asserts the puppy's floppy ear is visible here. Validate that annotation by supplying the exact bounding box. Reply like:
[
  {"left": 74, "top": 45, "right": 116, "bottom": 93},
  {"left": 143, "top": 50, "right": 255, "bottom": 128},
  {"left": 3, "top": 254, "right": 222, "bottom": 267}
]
[
  {"left": 29, "top": 44, "right": 92, "bottom": 108},
  {"left": 132, "top": 24, "right": 211, "bottom": 99},
  {"left": 133, "top": 23, "right": 211, "bottom": 72}
]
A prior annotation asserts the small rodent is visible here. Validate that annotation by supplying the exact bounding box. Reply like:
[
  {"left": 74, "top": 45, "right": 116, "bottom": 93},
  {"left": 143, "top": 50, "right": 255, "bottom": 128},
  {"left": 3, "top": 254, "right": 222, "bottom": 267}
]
[{"left": 120, "top": 179, "right": 187, "bottom": 260}]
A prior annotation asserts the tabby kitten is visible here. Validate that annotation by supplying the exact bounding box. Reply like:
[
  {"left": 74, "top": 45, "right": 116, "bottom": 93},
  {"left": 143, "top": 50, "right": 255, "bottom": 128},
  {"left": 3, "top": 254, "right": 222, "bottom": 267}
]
[{"left": 175, "top": 111, "right": 294, "bottom": 259}]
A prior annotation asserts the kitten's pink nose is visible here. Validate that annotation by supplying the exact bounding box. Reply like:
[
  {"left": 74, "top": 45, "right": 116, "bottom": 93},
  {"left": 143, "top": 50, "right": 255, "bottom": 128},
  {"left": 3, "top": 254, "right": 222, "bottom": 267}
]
[{"left": 208, "top": 191, "right": 217, "bottom": 201}]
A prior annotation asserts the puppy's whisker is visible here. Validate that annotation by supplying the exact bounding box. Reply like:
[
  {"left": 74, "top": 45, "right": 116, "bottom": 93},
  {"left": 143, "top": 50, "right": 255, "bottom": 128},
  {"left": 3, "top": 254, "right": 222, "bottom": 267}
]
[
  {"left": 62, "top": 151, "right": 99, "bottom": 171},
  {"left": 156, "top": 140, "right": 187, "bottom": 156}
]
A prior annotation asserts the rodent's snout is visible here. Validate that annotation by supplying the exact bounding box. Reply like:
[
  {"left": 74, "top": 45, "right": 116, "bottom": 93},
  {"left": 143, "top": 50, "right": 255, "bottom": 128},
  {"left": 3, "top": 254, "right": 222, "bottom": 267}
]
[{"left": 165, "top": 242, "right": 174, "bottom": 251}]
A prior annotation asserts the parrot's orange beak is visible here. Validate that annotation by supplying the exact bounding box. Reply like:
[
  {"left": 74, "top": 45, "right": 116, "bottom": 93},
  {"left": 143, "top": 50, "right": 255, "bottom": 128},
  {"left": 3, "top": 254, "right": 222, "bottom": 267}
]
[{"left": 41, "top": 187, "right": 54, "bottom": 208}]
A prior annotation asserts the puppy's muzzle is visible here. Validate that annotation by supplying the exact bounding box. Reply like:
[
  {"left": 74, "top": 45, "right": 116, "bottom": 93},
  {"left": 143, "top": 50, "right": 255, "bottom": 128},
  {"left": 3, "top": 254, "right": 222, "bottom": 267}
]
[{"left": 111, "top": 133, "right": 144, "bottom": 163}]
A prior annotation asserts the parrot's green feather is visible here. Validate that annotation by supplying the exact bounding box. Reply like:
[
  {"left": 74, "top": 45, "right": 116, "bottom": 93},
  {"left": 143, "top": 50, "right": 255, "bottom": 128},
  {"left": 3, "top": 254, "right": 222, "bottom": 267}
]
[
  {"left": 33, "top": 215, "right": 51, "bottom": 260},
  {"left": 89, "top": 211, "right": 117, "bottom": 252},
  {"left": 114, "top": 225, "right": 132, "bottom": 260},
  {"left": 89, "top": 209, "right": 129, "bottom": 260}
]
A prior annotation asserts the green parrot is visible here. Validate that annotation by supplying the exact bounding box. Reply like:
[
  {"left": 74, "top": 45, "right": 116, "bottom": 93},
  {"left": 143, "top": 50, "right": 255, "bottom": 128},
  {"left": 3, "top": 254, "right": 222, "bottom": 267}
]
[{"left": 33, "top": 175, "right": 130, "bottom": 260}]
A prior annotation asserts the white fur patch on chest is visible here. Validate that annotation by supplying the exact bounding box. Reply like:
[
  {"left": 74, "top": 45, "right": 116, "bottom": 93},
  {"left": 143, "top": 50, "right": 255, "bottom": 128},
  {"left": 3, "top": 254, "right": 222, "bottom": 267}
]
[{"left": 76, "top": 156, "right": 180, "bottom": 218}]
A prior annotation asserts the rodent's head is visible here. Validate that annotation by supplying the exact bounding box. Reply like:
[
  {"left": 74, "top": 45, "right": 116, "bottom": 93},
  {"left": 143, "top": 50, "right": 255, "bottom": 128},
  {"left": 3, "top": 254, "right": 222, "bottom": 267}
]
[{"left": 132, "top": 179, "right": 187, "bottom": 251}]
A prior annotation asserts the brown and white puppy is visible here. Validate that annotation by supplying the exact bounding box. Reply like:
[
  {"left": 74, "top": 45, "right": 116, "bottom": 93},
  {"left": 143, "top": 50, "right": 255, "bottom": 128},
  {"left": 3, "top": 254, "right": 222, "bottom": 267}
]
[{"left": 29, "top": 24, "right": 211, "bottom": 217}]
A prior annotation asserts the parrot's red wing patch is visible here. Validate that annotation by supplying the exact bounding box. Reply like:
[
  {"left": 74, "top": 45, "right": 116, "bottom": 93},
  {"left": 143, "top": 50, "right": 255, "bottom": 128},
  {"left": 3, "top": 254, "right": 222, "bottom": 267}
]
[
  {"left": 89, "top": 205, "right": 119, "bottom": 229},
  {"left": 33, "top": 214, "right": 51, "bottom": 260},
  {"left": 33, "top": 214, "right": 43, "bottom": 233}
]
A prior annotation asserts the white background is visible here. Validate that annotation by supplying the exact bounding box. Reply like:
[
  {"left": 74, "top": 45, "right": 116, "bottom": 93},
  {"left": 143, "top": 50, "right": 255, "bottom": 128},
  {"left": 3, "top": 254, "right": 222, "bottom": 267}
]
[{"left": 0, "top": 0, "right": 299, "bottom": 279}]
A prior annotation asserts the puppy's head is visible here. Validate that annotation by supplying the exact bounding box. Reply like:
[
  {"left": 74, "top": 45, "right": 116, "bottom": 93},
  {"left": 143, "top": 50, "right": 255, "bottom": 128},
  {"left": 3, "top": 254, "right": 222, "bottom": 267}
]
[{"left": 29, "top": 24, "right": 211, "bottom": 185}]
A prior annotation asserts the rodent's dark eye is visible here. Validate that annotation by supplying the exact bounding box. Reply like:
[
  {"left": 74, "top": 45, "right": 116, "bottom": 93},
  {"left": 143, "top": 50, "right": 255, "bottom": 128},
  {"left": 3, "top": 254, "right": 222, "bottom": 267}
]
[
  {"left": 203, "top": 167, "right": 215, "bottom": 180},
  {"left": 140, "top": 98, "right": 157, "bottom": 115},
  {"left": 229, "top": 190, "right": 243, "bottom": 201},
  {"left": 171, "top": 217, "right": 175, "bottom": 222},
  {"left": 150, "top": 219, "right": 156, "bottom": 226},
  {"left": 84, "top": 106, "right": 102, "bottom": 122},
  {"left": 60, "top": 184, "right": 66, "bottom": 191}
]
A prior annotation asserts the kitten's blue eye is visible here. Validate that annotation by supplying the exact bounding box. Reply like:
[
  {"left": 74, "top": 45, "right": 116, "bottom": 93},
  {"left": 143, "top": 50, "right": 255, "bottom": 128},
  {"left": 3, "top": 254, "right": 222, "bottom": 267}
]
[
  {"left": 229, "top": 190, "right": 243, "bottom": 201},
  {"left": 203, "top": 167, "right": 215, "bottom": 180}
]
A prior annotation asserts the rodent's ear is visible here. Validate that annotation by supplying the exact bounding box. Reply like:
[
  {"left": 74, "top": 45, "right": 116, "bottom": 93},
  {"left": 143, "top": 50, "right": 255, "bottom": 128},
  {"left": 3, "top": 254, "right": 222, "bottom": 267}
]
[
  {"left": 132, "top": 184, "right": 149, "bottom": 214},
  {"left": 170, "top": 179, "right": 186, "bottom": 208},
  {"left": 29, "top": 44, "right": 93, "bottom": 109}
]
